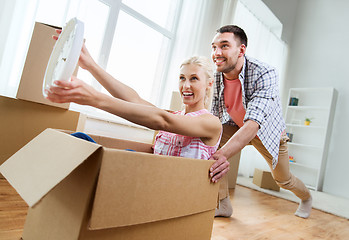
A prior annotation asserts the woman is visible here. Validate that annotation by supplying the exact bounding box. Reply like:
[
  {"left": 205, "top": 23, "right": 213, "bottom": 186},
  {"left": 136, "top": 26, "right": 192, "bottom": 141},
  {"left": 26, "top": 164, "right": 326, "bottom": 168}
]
[{"left": 46, "top": 37, "right": 222, "bottom": 162}]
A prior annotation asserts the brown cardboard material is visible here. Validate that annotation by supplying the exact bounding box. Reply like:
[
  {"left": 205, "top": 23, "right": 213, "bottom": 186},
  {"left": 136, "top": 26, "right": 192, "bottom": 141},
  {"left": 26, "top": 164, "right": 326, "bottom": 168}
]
[
  {"left": 0, "top": 129, "right": 219, "bottom": 240},
  {"left": 252, "top": 168, "right": 280, "bottom": 191},
  {"left": 227, "top": 152, "right": 241, "bottom": 189},
  {"left": 16, "top": 22, "right": 71, "bottom": 109},
  {"left": 0, "top": 95, "right": 83, "bottom": 178}
]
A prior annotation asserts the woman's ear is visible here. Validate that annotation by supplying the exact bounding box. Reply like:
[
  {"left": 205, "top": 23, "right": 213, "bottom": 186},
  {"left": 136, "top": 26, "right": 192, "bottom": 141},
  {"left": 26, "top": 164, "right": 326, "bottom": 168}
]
[{"left": 207, "top": 79, "right": 213, "bottom": 88}]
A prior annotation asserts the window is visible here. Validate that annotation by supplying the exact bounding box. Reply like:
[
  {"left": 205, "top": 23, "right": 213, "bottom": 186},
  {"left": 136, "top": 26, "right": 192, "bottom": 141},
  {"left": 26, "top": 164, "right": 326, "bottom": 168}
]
[
  {"left": 103, "top": 0, "right": 181, "bottom": 104},
  {"left": 105, "top": 11, "right": 170, "bottom": 101},
  {"left": 78, "top": 0, "right": 182, "bottom": 119},
  {"left": 122, "top": 0, "right": 177, "bottom": 30}
]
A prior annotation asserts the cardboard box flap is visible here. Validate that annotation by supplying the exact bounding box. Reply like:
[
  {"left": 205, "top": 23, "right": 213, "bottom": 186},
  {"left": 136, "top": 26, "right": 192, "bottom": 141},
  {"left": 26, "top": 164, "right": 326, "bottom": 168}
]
[
  {"left": 93, "top": 135, "right": 154, "bottom": 153},
  {"left": 89, "top": 150, "right": 219, "bottom": 230},
  {"left": 0, "top": 129, "right": 101, "bottom": 207}
]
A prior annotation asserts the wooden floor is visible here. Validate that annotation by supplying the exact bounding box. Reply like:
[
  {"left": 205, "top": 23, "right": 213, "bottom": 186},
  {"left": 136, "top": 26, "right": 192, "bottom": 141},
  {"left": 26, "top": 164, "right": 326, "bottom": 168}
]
[
  {"left": 1, "top": 179, "right": 349, "bottom": 240},
  {"left": 0, "top": 179, "right": 28, "bottom": 240}
]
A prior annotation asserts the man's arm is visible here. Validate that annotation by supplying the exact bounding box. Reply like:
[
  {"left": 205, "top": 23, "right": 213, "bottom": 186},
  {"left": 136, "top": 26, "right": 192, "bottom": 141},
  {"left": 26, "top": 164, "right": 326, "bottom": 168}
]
[
  {"left": 209, "top": 120, "right": 259, "bottom": 182},
  {"left": 209, "top": 66, "right": 277, "bottom": 182}
]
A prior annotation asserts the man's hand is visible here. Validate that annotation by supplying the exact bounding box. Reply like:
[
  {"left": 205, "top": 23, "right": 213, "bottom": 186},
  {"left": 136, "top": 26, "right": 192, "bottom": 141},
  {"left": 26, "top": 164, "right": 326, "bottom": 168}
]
[
  {"left": 209, "top": 120, "right": 259, "bottom": 183},
  {"left": 209, "top": 150, "right": 230, "bottom": 183}
]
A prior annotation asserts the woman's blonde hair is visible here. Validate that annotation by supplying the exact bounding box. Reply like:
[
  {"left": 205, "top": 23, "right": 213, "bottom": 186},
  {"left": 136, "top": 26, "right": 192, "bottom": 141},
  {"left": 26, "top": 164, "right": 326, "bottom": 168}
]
[{"left": 180, "top": 56, "right": 214, "bottom": 109}]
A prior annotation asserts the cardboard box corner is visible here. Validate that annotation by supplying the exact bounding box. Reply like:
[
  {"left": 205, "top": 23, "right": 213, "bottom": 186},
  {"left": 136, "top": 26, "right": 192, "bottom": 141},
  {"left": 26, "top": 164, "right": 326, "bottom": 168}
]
[
  {"left": 253, "top": 168, "right": 280, "bottom": 191},
  {"left": 0, "top": 95, "right": 83, "bottom": 178}
]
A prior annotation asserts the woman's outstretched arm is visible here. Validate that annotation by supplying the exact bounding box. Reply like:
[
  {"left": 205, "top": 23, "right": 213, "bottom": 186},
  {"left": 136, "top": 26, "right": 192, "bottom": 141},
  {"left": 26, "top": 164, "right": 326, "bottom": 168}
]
[{"left": 46, "top": 77, "right": 221, "bottom": 143}]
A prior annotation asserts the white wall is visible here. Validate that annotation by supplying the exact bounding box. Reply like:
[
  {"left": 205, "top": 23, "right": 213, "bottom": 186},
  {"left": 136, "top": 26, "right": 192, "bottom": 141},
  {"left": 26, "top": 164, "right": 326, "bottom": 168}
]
[
  {"left": 262, "top": 0, "right": 299, "bottom": 44},
  {"left": 266, "top": 0, "right": 349, "bottom": 199}
]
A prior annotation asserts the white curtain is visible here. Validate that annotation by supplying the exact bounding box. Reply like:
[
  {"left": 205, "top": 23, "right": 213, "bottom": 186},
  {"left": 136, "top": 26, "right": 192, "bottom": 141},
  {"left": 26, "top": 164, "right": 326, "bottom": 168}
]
[
  {"left": 0, "top": 0, "right": 104, "bottom": 100},
  {"left": 233, "top": 1, "right": 288, "bottom": 93},
  {"left": 160, "top": 0, "right": 239, "bottom": 109},
  {"left": 233, "top": 0, "right": 289, "bottom": 177},
  {"left": 0, "top": 0, "right": 39, "bottom": 97}
]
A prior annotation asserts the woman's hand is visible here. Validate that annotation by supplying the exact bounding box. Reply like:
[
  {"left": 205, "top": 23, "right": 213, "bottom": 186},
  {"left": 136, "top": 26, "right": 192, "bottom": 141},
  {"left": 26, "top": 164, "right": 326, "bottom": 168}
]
[
  {"left": 52, "top": 29, "right": 62, "bottom": 40},
  {"left": 45, "top": 76, "right": 100, "bottom": 106},
  {"left": 52, "top": 29, "right": 96, "bottom": 71},
  {"left": 78, "top": 43, "right": 97, "bottom": 70}
]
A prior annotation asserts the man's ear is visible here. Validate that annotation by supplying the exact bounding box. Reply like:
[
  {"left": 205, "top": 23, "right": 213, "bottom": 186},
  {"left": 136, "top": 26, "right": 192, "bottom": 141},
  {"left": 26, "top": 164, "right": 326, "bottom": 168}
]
[{"left": 239, "top": 44, "right": 246, "bottom": 57}]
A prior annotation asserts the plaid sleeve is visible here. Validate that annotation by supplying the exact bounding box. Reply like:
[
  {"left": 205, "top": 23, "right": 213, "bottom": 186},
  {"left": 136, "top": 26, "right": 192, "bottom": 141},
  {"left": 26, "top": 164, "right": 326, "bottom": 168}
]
[
  {"left": 244, "top": 69, "right": 278, "bottom": 126},
  {"left": 210, "top": 73, "right": 222, "bottom": 118}
]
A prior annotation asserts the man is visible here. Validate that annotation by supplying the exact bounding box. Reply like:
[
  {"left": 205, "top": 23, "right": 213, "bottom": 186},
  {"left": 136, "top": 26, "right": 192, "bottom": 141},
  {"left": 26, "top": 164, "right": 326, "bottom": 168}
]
[{"left": 208, "top": 25, "right": 312, "bottom": 218}]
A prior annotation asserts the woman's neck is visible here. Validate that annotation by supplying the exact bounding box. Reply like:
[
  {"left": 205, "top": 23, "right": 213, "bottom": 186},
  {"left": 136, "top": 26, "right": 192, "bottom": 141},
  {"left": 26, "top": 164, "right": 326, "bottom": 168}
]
[{"left": 185, "top": 103, "right": 205, "bottom": 114}]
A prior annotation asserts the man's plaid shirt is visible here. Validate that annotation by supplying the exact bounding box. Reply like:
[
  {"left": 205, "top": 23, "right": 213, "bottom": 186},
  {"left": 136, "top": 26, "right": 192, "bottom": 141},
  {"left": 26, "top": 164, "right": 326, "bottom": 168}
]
[{"left": 211, "top": 55, "right": 285, "bottom": 169}]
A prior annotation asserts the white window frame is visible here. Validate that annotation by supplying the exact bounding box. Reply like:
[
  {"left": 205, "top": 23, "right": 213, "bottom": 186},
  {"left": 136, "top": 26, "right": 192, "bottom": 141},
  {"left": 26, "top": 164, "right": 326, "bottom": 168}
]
[
  {"left": 68, "top": 0, "right": 184, "bottom": 123},
  {"left": 89, "top": 0, "right": 183, "bottom": 107}
]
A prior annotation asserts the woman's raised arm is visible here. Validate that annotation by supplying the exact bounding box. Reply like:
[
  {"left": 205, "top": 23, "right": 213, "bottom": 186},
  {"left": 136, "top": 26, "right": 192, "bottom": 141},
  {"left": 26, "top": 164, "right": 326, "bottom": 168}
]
[{"left": 52, "top": 29, "right": 152, "bottom": 106}]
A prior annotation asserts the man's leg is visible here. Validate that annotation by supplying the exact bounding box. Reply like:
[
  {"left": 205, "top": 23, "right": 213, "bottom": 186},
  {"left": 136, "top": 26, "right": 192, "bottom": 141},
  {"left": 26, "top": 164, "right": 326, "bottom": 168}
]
[
  {"left": 215, "top": 124, "right": 240, "bottom": 217},
  {"left": 251, "top": 133, "right": 312, "bottom": 218}
]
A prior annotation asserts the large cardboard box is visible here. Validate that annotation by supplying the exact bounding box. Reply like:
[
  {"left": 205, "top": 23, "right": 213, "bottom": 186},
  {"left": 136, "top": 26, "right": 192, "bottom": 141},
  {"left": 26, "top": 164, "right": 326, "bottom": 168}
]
[
  {"left": 0, "top": 129, "right": 219, "bottom": 240},
  {"left": 0, "top": 95, "right": 84, "bottom": 178},
  {"left": 16, "top": 21, "right": 70, "bottom": 109},
  {"left": 252, "top": 168, "right": 280, "bottom": 191}
]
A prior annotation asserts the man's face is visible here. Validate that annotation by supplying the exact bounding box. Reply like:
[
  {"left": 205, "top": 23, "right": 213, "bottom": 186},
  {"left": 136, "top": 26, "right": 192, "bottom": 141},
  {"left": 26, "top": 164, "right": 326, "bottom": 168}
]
[{"left": 211, "top": 32, "right": 243, "bottom": 73}]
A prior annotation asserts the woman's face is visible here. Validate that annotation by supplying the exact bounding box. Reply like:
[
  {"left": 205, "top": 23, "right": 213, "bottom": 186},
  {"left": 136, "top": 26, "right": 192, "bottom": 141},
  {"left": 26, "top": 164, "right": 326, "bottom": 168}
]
[{"left": 179, "top": 63, "right": 210, "bottom": 109}]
